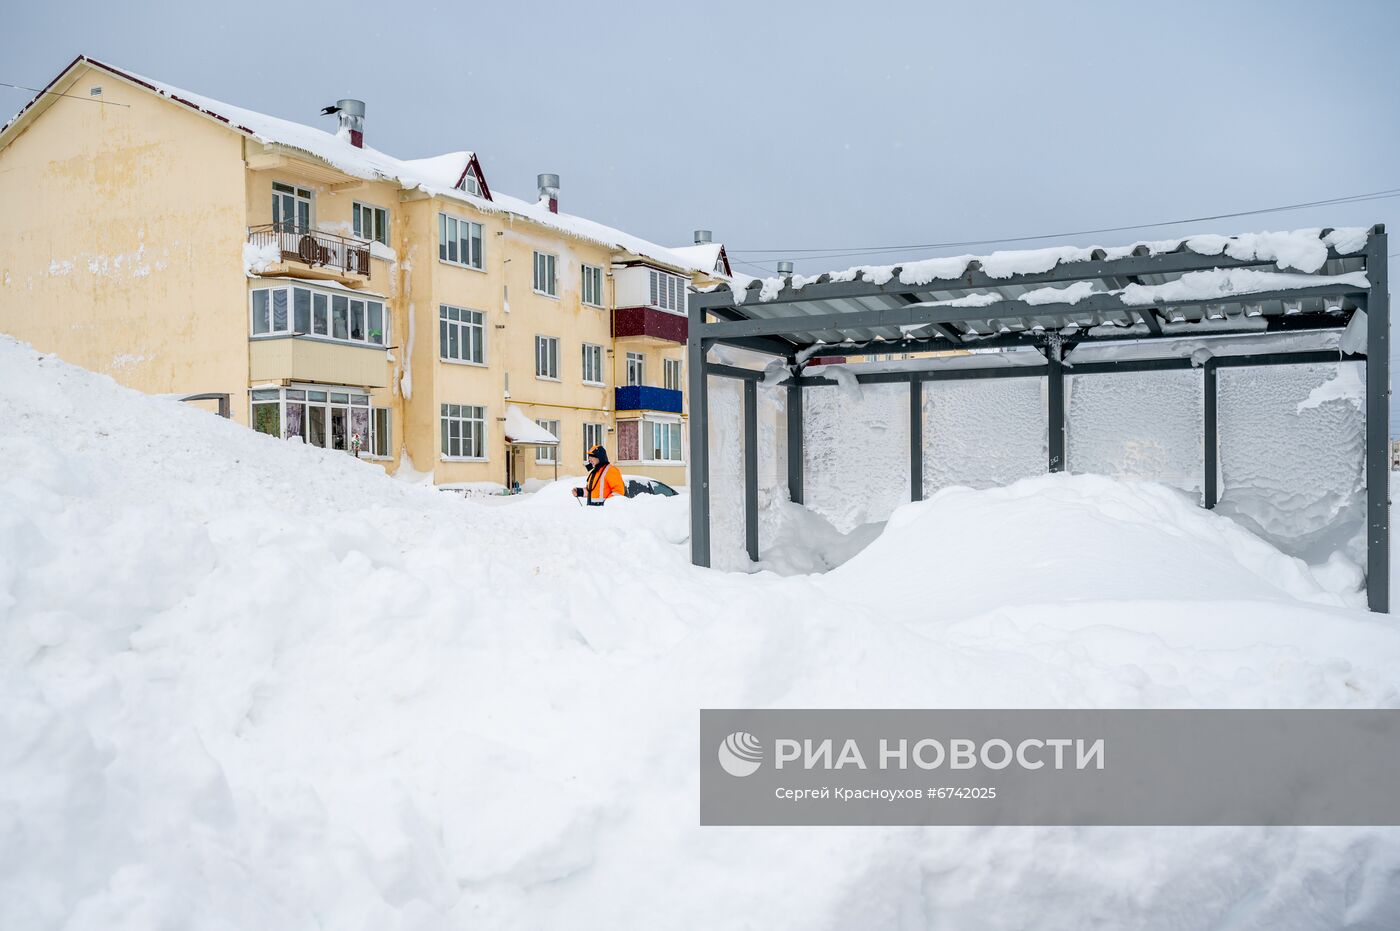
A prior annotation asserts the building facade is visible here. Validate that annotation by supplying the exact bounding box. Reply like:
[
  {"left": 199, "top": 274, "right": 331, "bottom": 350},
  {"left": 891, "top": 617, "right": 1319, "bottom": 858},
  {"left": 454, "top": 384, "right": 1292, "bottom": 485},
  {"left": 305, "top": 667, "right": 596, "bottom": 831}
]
[{"left": 0, "top": 56, "right": 732, "bottom": 489}]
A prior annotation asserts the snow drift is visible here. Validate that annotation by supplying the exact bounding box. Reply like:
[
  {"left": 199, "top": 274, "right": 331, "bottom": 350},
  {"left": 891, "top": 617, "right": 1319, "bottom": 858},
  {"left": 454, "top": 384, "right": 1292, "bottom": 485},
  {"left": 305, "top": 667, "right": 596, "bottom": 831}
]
[{"left": 3, "top": 335, "right": 1400, "bottom": 930}]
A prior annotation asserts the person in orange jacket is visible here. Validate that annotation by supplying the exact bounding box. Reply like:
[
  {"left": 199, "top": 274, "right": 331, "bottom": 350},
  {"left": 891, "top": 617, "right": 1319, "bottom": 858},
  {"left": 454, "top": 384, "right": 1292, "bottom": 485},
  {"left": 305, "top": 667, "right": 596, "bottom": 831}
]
[{"left": 573, "top": 444, "right": 626, "bottom": 506}]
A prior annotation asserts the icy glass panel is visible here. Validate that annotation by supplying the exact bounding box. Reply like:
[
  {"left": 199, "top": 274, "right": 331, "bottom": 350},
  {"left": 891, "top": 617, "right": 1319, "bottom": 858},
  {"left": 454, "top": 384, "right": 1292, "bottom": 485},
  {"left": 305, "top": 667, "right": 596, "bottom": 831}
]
[
  {"left": 1217, "top": 362, "right": 1366, "bottom": 565},
  {"left": 707, "top": 375, "right": 748, "bottom": 570},
  {"left": 923, "top": 376, "right": 1046, "bottom": 494},
  {"left": 756, "top": 383, "right": 788, "bottom": 558},
  {"left": 802, "top": 380, "right": 911, "bottom": 534},
  {"left": 1066, "top": 369, "right": 1203, "bottom": 494}
]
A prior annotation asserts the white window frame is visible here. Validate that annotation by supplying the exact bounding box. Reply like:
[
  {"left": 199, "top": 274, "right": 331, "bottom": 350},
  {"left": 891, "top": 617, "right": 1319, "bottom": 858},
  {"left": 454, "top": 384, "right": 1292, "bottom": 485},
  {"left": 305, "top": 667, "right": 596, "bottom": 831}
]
[
  {"left": 249, "top": 286, "right": 387, "bottom": 347},
  {"left": 581, "top": 343, "right": 604, "bottom": 386},
  {"left": 438, "top": 213, "right": 484, "bottom": 269},
  {"left": 439, "top": 304, "right": 486, "bottom": 365},
  {"left": 272, "top": 181, "right": 313, "bottom": 232},
  {"left": 664, "top": 358, "right": 683, "bottom": 391},
  {"left": 625, "top": 352, "right": 645, "bottom": 387},
  {"left": 581, "top": 264, "right": 604, "bottom": 307},
  {"left": 251, "top": 384, "right": 372, "bottom": 454},
  {"left": 459, "top": 169, "right": 482, "bottom": 196},
  {"left": 440, "top": 403, "right": 487, "bottom": 460},
  {"left": 535, "top": 420, "right": 561, "bottom": 463},
  {"left": 583, "top": 422, "right": 605, "bottom": 455},
  {"left": 533, "top": 251, "right": 558, "bottom": 297},
  {"left": 616, "top": 414, "right": 684, "bottom": 464},
  {"left": 368, "top": 407, "right": 392, "bottom": 459},
  {"left": 647, "top": 268, "right": 686, "bottom": 313},
  {"left": 352, "top": 201, "right": 389, "bottom": 245},
  {"left": 535, "top": 335, "right": 560, "bottom": 380}
]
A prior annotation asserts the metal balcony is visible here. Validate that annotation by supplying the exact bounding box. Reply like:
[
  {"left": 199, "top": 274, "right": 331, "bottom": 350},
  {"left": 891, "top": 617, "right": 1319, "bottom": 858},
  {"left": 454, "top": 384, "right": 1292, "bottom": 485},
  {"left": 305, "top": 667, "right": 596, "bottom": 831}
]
[{"left": 248, "top": 223, "right": 372, "bottom": 280}]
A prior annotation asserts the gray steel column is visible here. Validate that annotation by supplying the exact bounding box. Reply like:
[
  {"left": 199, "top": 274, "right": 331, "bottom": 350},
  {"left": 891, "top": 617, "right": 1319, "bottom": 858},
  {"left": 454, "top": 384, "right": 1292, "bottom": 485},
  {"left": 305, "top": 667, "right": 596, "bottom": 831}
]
[
  {"left": 910, "top": 378, "right": 924, "bottom": 501},
  {"left": 787, "top": 381, "right": 804, "bottom": 504},
  {"left": 687, "top": 309, "right": 711, "bottom": 567},
  {"left": 1365, "top": 231, "right": 1390, "bottom": 612},
  {"left": 1047, "top": 345, "right": 1066, "bottom": 472},
  {"left": 1203, "top": 360, "right": 1218, "bottom": 509},
  {"left": 744, "top": 379, "right": 759, "bottom": 562}
]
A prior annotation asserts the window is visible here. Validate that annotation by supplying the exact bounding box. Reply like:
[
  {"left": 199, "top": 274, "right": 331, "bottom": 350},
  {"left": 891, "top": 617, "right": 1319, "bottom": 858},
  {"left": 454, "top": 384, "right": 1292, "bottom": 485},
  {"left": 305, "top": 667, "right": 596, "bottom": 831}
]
[
  {"left": 272, "top": 182, "right": 312, "bottom": 232},
  {"left": 439, "top": 305, "right": 485, "bottom": 364},
  {"left": 584, "top": 422, "right": 605, "bottom": 455},
  {"left": 648, "top": 269, "right": 686, "bottom": 313},
  {"left": 581, "top": 264, "right": 604, "bottom": 307},
  {"left": 459, "top": 168, "right": 481, "bottom": 196},
  {"left": 651, "top": 419, "right": 683, "bottom": 461},
  {"left": 249, "top": 286, "right": 386, "bottom": 346},
  {"left": 441, "top": 403, "right": 486, "bottom": 459},
  {"left": 535, "top": 420, "right": 560, "bottom": 463},
  {"left": 617, "top": 416, "right": 684, "bottom": 463},
  {"left": 626, "top": 352, "right": 645, "bottom": 387},
  {"left": 536, "top": 336, "right": 559, "bottom": 380},
  {"left": 371, "top": 408, "right": 391, "bottom": 458},
  {"left": 664, "top": 358, "right": 683, "bottom": 391},
  {"left": 533, "top": 252, "right": 557, "bottom": 296},
  {"left": 581, "top": 343, "right": 604, "bottom": 385},
  {"left": 251, "top": 386, "right": 371, "bottom": 454},
  {"left": 352, "top": 202, "right": 389, "bottom": 245},
  {"left": 438, "top": 214, "right": 484, "bottom": 269}
]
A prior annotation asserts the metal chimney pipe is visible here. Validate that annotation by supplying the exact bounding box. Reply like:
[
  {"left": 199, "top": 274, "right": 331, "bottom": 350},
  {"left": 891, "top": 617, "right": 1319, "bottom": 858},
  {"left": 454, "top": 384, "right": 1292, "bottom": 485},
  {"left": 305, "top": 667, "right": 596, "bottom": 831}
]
[
  {"left": 776, "top": 260, "right": 794, "bottom": 276},
  {"left": 537, "top": 173, "right": 560, "bottom": 213},
  {"left": 336, "top": 98, "right": 365, "bottom": 148},
  {"left": 693, "top": 229, "right": 713, "bottom": 244}
]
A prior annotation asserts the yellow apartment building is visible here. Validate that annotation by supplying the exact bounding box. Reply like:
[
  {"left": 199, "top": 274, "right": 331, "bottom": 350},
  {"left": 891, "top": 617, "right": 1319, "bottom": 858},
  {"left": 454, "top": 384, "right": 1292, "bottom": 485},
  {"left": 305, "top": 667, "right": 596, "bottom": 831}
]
[{"left": 0, "top": 55, "right": 732, "bottom": 489}]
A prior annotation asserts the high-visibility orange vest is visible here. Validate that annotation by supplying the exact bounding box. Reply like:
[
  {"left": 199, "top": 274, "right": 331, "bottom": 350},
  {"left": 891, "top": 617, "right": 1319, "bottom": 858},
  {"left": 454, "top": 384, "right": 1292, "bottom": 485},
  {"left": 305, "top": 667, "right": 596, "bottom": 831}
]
[{"left": 586, "top": 463, "right": 625, "bottom": 504}]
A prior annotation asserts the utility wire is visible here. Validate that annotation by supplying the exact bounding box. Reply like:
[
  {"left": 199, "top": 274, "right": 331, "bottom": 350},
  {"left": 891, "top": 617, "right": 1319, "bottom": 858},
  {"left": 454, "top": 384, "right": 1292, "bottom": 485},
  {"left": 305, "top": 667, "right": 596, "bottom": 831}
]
[
  {"left": 0, "top": 81, "right": 130, "bottom": 108},
  {"left": 731, "top": 186, "right": 1400, "bottom": 264}
]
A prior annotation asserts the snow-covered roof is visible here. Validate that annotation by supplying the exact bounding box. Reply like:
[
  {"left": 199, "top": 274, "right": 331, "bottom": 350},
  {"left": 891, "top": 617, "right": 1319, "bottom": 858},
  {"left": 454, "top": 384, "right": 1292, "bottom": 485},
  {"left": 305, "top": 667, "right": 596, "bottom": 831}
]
[
  {"left": 666, "top": 242, "right": 732, "bottom": 277},
  {"left": 718, "top": 227, "right": 1373, "bottom": 305},
  {"left": 504, "top": 406, "right": 559, "bottom": 446},
  {"left": 3, "top": 56, "right": 720, "bottom": 279},
  {"left": 695, "top": 226, "right": 1381, "bottom": 353}
]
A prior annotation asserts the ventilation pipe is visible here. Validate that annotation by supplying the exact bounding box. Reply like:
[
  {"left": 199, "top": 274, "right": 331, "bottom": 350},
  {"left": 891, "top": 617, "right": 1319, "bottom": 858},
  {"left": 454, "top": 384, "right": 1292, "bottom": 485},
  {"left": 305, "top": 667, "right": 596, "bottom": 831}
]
[
  {"left": 335, "top": 99, "right": 365, "bottom": 148},
  {"left": 537, "top": 174, "right": 560, "bottom": 213},
  {"left": 776, "top": 260, "right": 794, "bottom": 277},
  {"left": 693, "top": 230, "right": 713, "bottom": 244}
]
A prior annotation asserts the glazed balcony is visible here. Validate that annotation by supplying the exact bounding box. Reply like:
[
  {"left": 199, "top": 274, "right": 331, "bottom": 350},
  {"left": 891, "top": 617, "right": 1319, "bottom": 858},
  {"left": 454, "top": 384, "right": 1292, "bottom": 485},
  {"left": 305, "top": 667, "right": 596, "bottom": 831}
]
[{"left": 247, "top": 223, "right": 373, "bottom": 283}]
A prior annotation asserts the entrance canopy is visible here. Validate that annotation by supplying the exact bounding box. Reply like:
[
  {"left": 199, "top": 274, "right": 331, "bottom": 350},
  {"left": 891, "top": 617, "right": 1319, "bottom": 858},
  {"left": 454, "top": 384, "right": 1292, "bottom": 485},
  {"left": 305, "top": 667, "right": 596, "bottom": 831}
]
[
  {"left": 686, "top": 226, "right": 1390, "bottom": 611},
  {"left": 504, "top": 405, "right": 559, "bottom": 447}
]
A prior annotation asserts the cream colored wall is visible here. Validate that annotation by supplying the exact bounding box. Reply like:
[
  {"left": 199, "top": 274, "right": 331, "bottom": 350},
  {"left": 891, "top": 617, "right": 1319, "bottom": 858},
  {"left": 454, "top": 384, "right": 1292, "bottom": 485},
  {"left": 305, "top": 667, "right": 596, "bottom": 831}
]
[
  {"left": 402, "top": 198, "right": 620, "bottom": 487},
  {"left": 0, "top": 64, "right": 250, "bottom": 420}
]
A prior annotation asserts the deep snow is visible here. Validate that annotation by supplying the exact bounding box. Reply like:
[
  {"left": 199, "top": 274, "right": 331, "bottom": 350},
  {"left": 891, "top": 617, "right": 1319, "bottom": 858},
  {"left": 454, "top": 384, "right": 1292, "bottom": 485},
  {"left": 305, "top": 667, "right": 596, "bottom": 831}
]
[{"left": 3, "top": 336, "right": 1400, "bottom": 930}]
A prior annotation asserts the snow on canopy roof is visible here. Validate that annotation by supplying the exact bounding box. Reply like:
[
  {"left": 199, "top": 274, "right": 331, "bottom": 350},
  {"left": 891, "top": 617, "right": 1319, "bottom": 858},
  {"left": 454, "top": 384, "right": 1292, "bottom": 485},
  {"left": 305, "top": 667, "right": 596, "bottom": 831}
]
[
  {"left": 13, "top": 56, "right": 721, "bottom": 278},
  {"left": 504, "top": 406, "right": 559, "bottom": 446},
  {"left": 717, "top": 226, "right": 1373, "bottom": 304}
]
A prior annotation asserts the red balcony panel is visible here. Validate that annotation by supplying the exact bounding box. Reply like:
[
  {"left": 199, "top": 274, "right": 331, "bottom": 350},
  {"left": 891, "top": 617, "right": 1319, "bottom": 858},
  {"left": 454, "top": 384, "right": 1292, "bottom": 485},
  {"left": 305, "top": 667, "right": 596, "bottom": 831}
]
[{"left": 614, "top": 306, "right": 686, "bottom": 343}]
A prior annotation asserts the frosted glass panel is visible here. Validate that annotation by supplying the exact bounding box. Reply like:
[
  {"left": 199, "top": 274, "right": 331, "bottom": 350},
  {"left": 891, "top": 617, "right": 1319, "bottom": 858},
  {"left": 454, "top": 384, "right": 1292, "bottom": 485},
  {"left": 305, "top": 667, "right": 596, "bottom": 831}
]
[
  {"left": 1066, "top": 369, "right": 1203, "bottom": 494},
  {"left": 803, "top": 382, "right": 911, "bottom": 533},
  {"left": 923, "top": 376, "right": 1046, "bottom": 493},
  {"left": 707, "top": 375, "right": 747, "bottom": 570},
  {"left": 756, "top": 385, "right": 789, "bottom": 557},
  {"left": 1217, "top": 362, "right": 1366, "bottom": 565}
]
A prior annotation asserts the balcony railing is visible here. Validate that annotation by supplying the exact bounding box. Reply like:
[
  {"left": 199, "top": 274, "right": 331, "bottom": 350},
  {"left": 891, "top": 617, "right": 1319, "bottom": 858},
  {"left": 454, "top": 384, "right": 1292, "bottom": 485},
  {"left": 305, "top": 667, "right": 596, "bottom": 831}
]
[
  {"left": 616, "top": 385, "right": 683, "bottom": 413},
  {"left": 248, "top": 223, "right": 372, "bottom": 280}
]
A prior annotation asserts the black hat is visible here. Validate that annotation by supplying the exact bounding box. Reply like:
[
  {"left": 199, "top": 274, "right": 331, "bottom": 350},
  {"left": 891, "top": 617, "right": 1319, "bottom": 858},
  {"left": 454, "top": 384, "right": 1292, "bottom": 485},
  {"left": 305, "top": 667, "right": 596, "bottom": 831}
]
[{"left": 587, "top": 444, "right": 609, "bottom": 464}]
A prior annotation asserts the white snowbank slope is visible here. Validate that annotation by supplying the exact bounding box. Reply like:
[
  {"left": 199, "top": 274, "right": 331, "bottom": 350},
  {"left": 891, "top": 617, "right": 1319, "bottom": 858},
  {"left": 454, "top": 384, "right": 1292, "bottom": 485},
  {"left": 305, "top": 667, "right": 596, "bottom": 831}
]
[{"left": 3, "top": 336, "right": 1400, "bottom": 930}]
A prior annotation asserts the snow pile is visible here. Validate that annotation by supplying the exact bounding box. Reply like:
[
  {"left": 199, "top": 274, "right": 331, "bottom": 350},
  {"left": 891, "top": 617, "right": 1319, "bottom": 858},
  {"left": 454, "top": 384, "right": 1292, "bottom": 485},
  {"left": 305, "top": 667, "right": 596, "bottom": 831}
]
[{"left": 4, "top": 336, "right": 1400, "bottom": 930}]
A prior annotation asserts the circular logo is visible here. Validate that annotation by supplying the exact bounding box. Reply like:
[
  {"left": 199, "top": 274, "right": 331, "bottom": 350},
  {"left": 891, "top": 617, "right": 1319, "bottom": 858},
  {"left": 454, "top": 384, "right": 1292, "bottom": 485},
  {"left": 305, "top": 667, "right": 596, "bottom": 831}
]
[{"left": 718, "top": 731, "right": 763, "bottom": 777}]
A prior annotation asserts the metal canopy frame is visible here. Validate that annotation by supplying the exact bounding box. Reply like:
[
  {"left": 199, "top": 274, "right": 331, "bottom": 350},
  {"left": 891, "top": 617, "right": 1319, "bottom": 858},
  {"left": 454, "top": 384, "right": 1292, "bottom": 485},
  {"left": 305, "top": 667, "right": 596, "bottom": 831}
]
[{"left": 687, "top": 226, "right": 1390, "bottom": 612}]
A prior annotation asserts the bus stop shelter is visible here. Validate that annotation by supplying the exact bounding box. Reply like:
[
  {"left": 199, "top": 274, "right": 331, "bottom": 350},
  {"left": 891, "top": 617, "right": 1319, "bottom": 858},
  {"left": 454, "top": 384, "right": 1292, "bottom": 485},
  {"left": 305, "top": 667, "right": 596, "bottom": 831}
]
[{"left": 686, "top": 226, "right": 1390, "bottom": 612}]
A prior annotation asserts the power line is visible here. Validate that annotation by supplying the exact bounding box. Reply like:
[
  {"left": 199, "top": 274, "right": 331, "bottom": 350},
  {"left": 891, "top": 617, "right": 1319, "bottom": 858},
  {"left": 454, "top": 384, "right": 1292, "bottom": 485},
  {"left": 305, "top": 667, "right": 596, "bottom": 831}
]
[
  {"left": 730, "top": 186, "right": 1400, "bottom": 264},
  {"left": 0, "top": 81, "right": 130, "bottom": 109}
]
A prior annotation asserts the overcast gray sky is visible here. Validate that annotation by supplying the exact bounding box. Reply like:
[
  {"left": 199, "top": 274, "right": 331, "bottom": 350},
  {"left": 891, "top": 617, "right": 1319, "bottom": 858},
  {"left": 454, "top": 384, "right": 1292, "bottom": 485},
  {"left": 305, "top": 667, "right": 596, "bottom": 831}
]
[{"left": 7, "top": 0, "right": 1399, "bottom": 277}]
